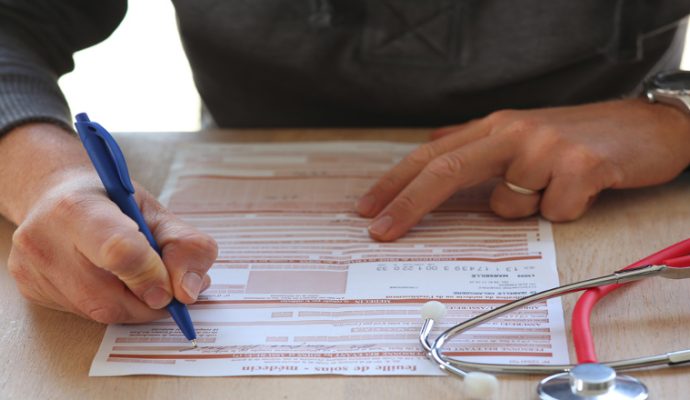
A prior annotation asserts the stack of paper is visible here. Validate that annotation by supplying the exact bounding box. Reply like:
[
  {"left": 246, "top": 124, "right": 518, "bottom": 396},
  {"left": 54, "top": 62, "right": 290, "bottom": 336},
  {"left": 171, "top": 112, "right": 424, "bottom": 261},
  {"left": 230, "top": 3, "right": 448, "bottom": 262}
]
[{"left": 90, "top": 142, "right": 567, "bottom": 376}]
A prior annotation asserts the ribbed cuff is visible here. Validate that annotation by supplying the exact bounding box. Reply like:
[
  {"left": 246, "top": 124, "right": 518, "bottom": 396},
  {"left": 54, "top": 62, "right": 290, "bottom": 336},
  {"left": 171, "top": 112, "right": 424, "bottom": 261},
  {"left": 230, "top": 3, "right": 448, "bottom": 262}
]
[{"left": 0, "top": 72, "right": 73, "bottom": 136}]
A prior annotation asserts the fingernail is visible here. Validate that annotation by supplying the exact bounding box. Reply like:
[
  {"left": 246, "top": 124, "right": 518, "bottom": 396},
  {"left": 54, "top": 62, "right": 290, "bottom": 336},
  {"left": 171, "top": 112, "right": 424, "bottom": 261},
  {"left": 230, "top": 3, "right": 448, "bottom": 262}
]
[
  {"left": 356, "top": 194, "right": 376, "bottom": 215},
  {"left": 200, "top": 276, "right": 211, "bottom": 293},
  {"left": 143, "top": 287, "right": 171, "bottom": 309},
  {"left": 182, "top": 271, "right": 203, "bottom": 300},
  {"left": 368, "top": 215, "right": 393, "bottom": 237}
]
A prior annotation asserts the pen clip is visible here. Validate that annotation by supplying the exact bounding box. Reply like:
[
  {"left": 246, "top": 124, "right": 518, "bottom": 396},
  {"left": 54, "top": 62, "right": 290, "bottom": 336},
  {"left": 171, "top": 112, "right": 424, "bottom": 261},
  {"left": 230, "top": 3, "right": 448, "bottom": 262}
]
[{"left": 75, "top": 114, "right": 135, "bottom": 194}]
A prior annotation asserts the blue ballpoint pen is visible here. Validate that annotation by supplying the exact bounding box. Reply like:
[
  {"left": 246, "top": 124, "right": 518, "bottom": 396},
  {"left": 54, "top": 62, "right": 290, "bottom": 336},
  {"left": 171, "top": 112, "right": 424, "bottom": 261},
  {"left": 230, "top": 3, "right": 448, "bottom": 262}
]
[{"left": 74, "top": 113, "right": 198, "bottom": 347}]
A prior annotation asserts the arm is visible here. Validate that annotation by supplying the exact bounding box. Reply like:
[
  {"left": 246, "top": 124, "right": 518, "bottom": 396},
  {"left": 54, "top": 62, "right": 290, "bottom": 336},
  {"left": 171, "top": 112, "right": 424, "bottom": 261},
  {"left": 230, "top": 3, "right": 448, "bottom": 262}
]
[
  {"left": 0, "top": 0, "right": 127, "bottom": 133},
  {"left": 1, "top": 124, "right": 217, "bottom": 322},
  {"left": 0, "top": 1, "right": 217, "bottom": 323}
]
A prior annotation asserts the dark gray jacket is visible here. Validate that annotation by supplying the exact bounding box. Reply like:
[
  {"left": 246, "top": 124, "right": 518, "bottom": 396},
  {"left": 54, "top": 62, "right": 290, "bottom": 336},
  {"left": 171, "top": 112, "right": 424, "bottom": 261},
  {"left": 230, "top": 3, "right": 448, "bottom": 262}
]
[{"left": 0, "top": 0, "right": 689, "bottom": 133}]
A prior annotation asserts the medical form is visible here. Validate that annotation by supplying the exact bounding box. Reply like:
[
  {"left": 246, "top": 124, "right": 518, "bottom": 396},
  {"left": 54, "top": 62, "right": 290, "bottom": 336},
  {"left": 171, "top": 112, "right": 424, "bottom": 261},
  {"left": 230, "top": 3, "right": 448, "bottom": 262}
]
[{"left": 89, "top": 141, "right": 568, "bottom": 376}]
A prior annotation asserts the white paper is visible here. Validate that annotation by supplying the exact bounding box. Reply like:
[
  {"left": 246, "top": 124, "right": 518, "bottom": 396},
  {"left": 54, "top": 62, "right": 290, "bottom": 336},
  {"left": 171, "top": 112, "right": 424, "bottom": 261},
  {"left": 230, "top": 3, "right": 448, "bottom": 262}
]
[{"left": 90, "top": 142, "right": 568, "bottom": 376}]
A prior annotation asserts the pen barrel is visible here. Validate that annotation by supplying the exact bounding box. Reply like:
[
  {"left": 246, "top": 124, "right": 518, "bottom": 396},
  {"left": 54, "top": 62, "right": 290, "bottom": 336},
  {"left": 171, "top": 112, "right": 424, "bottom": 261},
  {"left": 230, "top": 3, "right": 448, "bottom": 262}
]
[
  {"left": 116, "top": 187, "right": 197, "bottom": 340},
  {"left": 75, "top": 113, "right": 197, "bottom": 342},
  {"left": 116, "top": 194, "right": 162, "bottom": 255},
  {"left": 167, "top": 299, "right": 197, "bottom": 341},
  {"left": 118, "top": 194, "right": 196, "bottom": 340}
]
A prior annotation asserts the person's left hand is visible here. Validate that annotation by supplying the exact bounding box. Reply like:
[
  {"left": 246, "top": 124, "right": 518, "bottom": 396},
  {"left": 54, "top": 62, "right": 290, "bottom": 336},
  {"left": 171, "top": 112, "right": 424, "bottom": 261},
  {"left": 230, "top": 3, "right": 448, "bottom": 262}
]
[{"left": 356, "top": 98, "right": 690, "bottom": 241}]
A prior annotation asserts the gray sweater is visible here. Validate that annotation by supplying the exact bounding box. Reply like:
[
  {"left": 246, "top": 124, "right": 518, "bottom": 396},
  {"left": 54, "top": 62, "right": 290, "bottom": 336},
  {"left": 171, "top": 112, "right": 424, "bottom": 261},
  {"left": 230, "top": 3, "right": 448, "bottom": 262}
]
[{"left": 0, "top": 0, "right": 689, "bottom": 133}]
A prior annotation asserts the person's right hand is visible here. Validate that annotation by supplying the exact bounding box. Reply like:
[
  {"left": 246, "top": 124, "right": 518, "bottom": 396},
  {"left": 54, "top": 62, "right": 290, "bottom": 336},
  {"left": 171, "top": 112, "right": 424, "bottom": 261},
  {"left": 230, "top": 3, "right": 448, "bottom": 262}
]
[{"left": 1, "top": 123, "right": 218, "bottom": 324}]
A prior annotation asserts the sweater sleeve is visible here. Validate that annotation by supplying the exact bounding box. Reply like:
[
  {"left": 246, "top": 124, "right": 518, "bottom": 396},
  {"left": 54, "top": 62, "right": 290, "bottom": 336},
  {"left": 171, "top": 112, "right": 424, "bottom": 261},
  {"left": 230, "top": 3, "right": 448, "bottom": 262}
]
[{"left": 0, "top": 0, "right": 127, "bottom": 135}]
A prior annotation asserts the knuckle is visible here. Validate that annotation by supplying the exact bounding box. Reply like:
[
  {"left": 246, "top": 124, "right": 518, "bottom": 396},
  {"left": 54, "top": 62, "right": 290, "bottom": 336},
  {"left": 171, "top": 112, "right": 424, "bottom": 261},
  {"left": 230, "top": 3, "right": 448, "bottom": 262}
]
[
  {"left": 7, "top": 259, "right": 31, "bottom": 288},
  {"left": 139, "top": 191, "right": 166, "bottom": 220},
  {"left": 507, "top": 117, "right": 540, "bottom": 135},
  {"left": 531, "top": 127, "right": 561, "bottom": 145},
  {"left": 79, "top": 299, "right": 126, "bottom": 324},
  {"left": 499, "top": 118, "right": 542, "bottom": 142},
  {"left": 559, "top": 145, "right": 605, "bottom": 174},
  {"left": 485, "top": 109, "right": 516, "bottom": 126},
  {"left": 7, "top": 248, "right": 48, "bottom": 306},
  {"left": 7, "top": 266, "right": 45, "bottom": 305},
  {"left": 11, "top": 226, "right": 35, "bottom": 254},
  {"left": 405, "top": 143, "right": 438, "bottom": 166},
  {"left": 516, "top": 127, "right": 562, "bottom": 161},
  {"left": 392, "top": 194, "right": 419, "bottom": 213},
  {"left": 11, "top": 226, "right": 50, "bottom": 264},
  {"left": 189, "top": 233, "right": 219, "bottom": 262},
  {"left": 99, "top": 232, "right": 150, "bottom": 277},
  {"left": 425, "top": 153, "right": 465, "bottom": 180},
  {"left": 168, "top": 232, "right": 219, "bottom": 268},
  {"left": 375, "top": 175, "right": 399, "bottom": 193},
  {"left": 51, "top": 192, "right": 93, "bottom": 220},
  {"left": 121, "top": 263, "right": 161, "bottom": 288}
]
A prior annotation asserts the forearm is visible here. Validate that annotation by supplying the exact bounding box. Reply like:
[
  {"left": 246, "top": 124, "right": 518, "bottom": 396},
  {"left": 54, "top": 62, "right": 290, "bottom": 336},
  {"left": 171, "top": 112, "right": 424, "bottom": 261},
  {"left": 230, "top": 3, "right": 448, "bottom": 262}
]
[{"left": 0, "top": 123, "right": 92, "bottom": 224}]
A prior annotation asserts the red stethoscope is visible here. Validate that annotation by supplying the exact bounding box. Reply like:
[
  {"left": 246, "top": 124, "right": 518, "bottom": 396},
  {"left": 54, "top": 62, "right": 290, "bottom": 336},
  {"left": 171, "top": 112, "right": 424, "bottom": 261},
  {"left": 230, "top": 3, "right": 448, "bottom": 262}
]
[{"left": 419, "top": 238, "right": 690, "bottom": 400}]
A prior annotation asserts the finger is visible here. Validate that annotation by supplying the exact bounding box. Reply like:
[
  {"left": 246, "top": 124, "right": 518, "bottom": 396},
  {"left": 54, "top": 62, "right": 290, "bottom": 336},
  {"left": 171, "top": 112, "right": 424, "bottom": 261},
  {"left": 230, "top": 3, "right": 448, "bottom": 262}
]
[
  {"left": 8, "top": 248, "right": 70, "bottom": 313},
  {"left": 539, "top": 174, "right": 600, "bottom": 222},
  {"left": 144, "top": 199, "right": 218, "bottom": 304},
  {"left": 539, "top": 148, "right": 619, "bottom": 221},
  {"left": 65, "top": 254, "right": 168, "bottom": 323},
  {"left": 489, "top": 140, "right": 555, "bottom": 218},
  {"left": 9, "top": 227, "right": 75, "bottom": 313},
  {"left": 368, "top": 134, "right": 517, "bottom": 241},
  {"left": 357, "top": 119, "right": 488, "bottom": 217},
  {"left": 489, "top": 183, "right": 541, "bottom": 219},
  {"left": 62, "top": 198, "right": 173, "bottom": 310},
  {"left": 11, "top": 232, "right": 166, "bottom": 323}
]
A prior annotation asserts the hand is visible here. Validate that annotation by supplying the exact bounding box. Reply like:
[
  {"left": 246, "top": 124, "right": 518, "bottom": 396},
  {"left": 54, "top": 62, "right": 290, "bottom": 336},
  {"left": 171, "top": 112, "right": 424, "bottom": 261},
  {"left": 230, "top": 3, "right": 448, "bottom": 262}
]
[
  {"left": 1, "top": 124, "right": 217, "bottom": 323},
  {"left": 356, "top": 99, "right": 690, "bottom": 241}
]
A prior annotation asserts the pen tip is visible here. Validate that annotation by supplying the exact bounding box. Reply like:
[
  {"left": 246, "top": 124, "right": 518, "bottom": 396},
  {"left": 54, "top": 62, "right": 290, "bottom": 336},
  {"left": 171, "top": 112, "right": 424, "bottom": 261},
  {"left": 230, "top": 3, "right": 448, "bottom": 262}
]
[{"left": 191, "top": 339, "right": 198, "bottom": 348}]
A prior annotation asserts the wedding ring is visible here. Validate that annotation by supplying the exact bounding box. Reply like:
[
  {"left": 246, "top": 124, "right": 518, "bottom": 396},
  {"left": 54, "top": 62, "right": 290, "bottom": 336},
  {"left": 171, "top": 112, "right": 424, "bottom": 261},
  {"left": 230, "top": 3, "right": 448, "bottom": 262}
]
[{"left": 504, "top": 181, "right": 539, "bottom": 195}]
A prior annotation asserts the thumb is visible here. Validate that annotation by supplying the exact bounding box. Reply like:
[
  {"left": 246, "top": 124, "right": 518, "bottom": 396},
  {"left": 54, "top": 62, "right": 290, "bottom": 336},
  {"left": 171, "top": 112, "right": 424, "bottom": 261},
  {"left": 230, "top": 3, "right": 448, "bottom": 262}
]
[
  {"left": 141, "top": 197, "right": 218, "bottom": 304},
  {"left": 68, "top": 198, "right": 173, "bottom": 309}
]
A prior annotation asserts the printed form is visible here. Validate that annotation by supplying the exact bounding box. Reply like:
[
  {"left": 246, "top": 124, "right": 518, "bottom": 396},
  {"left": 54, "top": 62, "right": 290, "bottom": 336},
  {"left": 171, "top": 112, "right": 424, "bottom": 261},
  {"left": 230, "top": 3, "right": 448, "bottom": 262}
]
[{"left": 90, "top": 142, "right": 568, "bottom": 376}]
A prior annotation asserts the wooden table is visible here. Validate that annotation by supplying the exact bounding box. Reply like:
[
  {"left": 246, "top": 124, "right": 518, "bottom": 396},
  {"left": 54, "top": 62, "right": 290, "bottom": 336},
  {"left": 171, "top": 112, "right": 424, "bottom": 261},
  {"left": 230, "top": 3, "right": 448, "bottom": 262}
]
[{"left": 2, "top": 129, "right": 690, "bottom": 400}]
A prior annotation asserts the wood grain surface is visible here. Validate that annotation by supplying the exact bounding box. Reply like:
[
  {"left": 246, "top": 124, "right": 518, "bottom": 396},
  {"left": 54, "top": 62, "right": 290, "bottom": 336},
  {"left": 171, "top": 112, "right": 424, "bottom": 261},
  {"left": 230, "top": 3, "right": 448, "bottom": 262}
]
[{"left": 1, "top": 129, "right": 689, "bottom": 400}]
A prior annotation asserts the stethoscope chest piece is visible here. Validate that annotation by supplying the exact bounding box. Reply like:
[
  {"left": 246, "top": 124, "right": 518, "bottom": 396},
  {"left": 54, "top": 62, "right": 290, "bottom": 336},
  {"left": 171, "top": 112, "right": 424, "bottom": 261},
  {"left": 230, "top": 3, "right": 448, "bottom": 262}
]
[{"left": 537, "top": 363, "right": 648, "bottom": 400}]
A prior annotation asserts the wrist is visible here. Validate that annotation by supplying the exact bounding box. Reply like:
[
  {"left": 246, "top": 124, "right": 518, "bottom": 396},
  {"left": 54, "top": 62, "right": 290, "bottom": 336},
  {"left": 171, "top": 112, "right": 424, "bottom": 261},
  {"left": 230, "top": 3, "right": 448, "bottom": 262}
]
[
  {"left": 633, "top": 97, "right": 690, "bottom": 169},
  {"left": 0, "top": 123, "right": 94, "bottom": 224},
  {"left": 643, "top": 70, "right": 690, "bottom": 122}
]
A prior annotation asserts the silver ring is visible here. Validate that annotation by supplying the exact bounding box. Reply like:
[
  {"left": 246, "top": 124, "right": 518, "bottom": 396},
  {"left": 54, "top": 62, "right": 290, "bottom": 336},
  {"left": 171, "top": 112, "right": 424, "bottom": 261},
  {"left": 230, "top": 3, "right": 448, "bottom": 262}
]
[{"left": 504, "top": 180, "right": 539, "bottom": 195}]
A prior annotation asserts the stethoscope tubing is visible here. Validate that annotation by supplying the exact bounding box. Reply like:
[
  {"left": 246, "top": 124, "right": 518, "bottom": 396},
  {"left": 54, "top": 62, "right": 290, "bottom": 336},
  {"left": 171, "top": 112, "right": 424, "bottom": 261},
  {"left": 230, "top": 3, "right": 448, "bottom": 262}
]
[{"left": 572, "top": 238, "right": 690, "bottom": 363}]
